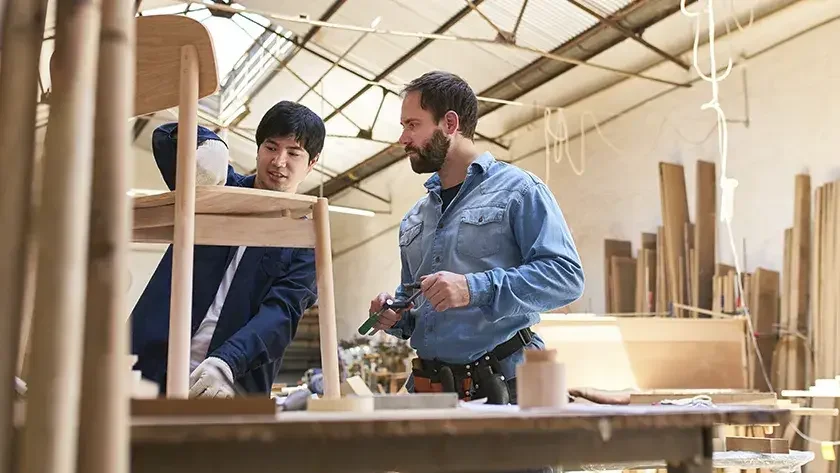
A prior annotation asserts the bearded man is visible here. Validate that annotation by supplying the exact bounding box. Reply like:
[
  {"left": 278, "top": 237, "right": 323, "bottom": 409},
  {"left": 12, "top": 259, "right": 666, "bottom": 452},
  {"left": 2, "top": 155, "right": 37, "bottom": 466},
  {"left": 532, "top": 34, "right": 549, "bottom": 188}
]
[{"left": 368, "top": 70, "right": 585, "bottom": 420}]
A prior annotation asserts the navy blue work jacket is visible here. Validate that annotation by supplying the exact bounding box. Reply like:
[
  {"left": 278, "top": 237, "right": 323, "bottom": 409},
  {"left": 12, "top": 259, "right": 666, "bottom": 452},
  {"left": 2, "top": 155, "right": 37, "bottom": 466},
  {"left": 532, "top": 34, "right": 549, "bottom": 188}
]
[{"left": 130, "top": 123, "right": 318, "bottom": 395}]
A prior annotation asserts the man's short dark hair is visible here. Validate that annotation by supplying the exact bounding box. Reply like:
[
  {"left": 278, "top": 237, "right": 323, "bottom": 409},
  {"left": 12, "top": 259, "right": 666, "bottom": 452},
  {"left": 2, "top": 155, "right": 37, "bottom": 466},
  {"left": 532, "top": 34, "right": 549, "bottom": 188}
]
[
  {"left": 402, "top": 71, "right": 478, "bottom": 140},
  {"left": 255, "top": 101, "right": 326, "bottom": 162}
]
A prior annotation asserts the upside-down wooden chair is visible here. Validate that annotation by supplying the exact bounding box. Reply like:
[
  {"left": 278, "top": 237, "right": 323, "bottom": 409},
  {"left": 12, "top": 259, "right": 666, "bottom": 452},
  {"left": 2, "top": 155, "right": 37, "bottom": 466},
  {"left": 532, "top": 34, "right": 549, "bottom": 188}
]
[{"left": 128, "top": 14, "right": 342, "bottom": 403}]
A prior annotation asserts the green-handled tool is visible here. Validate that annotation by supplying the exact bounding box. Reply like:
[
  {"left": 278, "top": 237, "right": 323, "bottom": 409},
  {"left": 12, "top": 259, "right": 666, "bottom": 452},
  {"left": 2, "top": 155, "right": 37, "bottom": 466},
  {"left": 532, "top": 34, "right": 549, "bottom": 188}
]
[{"left": 358, "top": 282, "right": 422, "bottom": 335}]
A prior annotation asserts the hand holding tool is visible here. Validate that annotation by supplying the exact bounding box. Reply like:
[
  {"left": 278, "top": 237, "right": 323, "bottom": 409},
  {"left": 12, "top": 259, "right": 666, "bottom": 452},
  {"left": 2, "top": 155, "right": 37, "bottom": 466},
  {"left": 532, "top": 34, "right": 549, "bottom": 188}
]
[{"left": 358, "top": 282, "right": 422, "bottom": 336}]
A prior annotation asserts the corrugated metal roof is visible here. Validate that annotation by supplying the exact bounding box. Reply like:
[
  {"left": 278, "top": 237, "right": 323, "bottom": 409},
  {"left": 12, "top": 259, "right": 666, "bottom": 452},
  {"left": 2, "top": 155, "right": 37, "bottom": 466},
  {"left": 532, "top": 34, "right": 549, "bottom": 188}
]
[{"left": 472, "top": 0, "right": 637, "bottom": 51}]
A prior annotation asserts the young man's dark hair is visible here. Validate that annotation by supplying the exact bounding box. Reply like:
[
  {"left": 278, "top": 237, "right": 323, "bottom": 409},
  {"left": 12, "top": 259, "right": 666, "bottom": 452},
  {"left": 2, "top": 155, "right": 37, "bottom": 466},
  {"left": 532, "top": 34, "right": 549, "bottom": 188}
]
[
  {"left": 255, "top": 100, "right": 326, "bottom": 162},
  {"left": 401, "top": 71, "right": 478, "bottom": 140}
]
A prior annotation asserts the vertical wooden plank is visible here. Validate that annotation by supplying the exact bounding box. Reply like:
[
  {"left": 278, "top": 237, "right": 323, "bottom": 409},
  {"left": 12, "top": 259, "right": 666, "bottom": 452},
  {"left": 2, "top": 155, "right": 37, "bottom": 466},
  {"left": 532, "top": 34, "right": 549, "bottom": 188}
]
[
  {"left": 166, "top": 45, "right": 199, "bottom": 398},
  {"left": 604, "top": 239, "right": 631, "bottom": 312},
  {"left": 812, "top": 186, "right": 824, "bottom": 379},
  {"left": 610, "top": 256, "right": 636, "bottom": 313},
  {"left": 749, "top": 268, "right": 778, "bottom": 391},
  {"left": 76, "top": 1, "right": 133, "bottom": 473},
  {"left": 642, "top": 232, "right": 657, "bottom": 250},
  {"left": 695, "top": 160, "right": 716, "bottom": 311},
  {"left": 656, "top": 226, "right": 667, "bottom": 314},
  {"left": 788, "top": 174, "right": 811, "bottom": 389},
  {"left": 18, "top": 0, "right": 102, "bottom": 472},
  {"left": 0, "top": 0, "right": 49, "bottom": 470},
  {"left": 659, "top": 163, "right": 690, "bottom": 316}
]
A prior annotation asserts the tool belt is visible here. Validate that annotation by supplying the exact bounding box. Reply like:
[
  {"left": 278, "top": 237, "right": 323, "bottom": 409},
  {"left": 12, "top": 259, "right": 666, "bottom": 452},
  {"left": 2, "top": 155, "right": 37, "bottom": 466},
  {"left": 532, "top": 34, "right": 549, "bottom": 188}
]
[{"left": 411, "top": 328, "right": 533, "bottom": 404}]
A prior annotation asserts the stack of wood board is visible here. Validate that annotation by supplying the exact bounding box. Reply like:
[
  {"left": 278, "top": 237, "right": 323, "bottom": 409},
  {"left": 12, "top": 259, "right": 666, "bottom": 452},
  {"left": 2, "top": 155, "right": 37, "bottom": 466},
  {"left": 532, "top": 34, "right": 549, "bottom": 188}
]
[{"left": 602, "top": 160, "right": 717, "bottom": 317}]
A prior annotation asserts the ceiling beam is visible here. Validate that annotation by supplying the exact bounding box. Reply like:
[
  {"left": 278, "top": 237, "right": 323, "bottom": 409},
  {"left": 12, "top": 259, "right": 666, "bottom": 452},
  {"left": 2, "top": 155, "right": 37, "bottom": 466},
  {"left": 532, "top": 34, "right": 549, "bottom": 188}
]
[
  {"left": 320, "top": 1, "right": 484, "bottom": 124},
  {"left": 306, "top": 0, "right": 696, "bottom": 199},
  {"left": 246, "top": 0, "right": 348, "bottom": 105}
]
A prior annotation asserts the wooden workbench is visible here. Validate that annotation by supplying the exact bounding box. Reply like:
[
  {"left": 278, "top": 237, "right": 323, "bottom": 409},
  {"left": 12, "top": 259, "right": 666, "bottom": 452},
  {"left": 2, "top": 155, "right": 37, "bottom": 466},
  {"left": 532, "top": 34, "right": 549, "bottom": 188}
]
[{"left": 130, "top": 404, "right": 789, "bottom": 473}]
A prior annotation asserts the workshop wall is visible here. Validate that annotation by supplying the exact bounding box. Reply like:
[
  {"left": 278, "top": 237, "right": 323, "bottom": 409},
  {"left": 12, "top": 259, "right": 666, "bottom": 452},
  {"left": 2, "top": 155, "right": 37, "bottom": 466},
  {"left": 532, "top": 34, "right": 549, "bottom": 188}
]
[{"left": 328, "top": 14, "right": 840, "bottom": 336}]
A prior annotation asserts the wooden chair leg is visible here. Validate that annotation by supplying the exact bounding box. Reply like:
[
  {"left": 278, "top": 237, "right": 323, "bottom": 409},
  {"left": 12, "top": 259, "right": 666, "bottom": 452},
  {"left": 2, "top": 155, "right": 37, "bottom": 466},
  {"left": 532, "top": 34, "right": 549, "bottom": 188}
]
[
  {"left": 76, "top": 1, "right": 134, "bottom": 473},
  {"left": 18, "top": 1, "right": 103, "bottom": 472},
  {"left": 166, "top": 44, "right": 199, "bottom": 399},
  {"left": 0, "top": 0, "right": 49, "bottom": 469},
  {"left": 314, "top": 197, "right": 340, "bottom": 400}
]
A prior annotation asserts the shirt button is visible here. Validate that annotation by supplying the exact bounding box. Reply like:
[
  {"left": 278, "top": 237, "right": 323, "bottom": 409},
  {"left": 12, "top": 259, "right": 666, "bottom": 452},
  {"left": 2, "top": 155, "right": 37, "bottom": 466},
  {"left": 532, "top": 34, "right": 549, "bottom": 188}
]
[
  {"left": 437, "top": 223, "right": 443, "bottom": 229},
  {"left": 434, "top": 256, "right": 440, "bottom": 263}
]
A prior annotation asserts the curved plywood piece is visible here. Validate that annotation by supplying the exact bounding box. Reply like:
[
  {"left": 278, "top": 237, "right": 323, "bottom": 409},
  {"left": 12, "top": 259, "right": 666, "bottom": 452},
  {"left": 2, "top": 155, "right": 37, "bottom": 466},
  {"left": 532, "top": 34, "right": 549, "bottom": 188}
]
[{"left": 134, "top": 15, "right": 218, "bottom": 116}]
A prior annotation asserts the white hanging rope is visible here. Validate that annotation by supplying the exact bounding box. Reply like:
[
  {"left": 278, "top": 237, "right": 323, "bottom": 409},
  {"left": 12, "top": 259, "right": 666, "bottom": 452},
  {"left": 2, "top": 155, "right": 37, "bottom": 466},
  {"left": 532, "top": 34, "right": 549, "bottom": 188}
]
[{"left": 680, "top": 0, "right": 775, "bottom": 398}]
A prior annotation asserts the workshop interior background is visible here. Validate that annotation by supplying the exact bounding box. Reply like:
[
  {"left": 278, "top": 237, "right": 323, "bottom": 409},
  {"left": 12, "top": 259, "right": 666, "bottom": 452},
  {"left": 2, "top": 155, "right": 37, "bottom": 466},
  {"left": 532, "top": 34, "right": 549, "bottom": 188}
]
[{"left": 93, "top": 0, "right": 836, "bottom": 385}]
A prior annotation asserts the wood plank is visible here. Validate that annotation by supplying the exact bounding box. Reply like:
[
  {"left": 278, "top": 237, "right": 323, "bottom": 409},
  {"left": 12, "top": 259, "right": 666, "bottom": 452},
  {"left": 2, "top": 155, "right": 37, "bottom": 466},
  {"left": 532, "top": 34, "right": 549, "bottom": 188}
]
[
  {"left": 659, "top": 163, "right": 690, "bottom": 316},
  {"left": 611, "top": 256, "right": 636, "bottom": 313},
  {"left": 724, "top": 436, "right": 789, "bottom": 453},
  {"left": 604, "top": 240, "right": 632, "bottom": 313},
  {"left": 132, "top": 398, "right": 276, "bottom": 417},
  {"left": 133, "top": 214, "right": 316, "bottom": 248},
  {"left": 788, "top": 174, "right": 811, "bottom": 390},
  {"left": 694, "top": 160, "right": 716, "bottom": 311},
  {"left": 642, "top": 233, "right": 657, "bottom": 250},
  {"left": 133, "top": 186, "right": 317, "bottom": 217},
  {"left": 749, "top": 268, "right": 779, "bottom": 392}
]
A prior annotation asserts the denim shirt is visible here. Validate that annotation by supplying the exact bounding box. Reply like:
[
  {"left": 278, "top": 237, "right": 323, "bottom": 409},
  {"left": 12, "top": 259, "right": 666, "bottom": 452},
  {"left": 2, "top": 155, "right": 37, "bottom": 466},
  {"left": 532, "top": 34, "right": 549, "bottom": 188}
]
[{"left": 386, "top": 152, "right": 585, "bottom": 380}]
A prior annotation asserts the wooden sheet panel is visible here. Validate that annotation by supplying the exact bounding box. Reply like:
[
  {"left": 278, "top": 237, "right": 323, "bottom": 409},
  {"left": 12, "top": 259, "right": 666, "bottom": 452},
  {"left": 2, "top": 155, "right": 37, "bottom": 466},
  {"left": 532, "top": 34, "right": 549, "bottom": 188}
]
[{"left": 534, "top": 315, "right": 748, "bottom": 390}]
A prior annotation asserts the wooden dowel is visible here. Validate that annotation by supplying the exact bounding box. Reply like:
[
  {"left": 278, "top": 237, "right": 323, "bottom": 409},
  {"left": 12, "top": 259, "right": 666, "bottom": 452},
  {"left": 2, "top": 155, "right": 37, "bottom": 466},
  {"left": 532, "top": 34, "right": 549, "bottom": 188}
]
[
  {"left": 0, "top": 0, "right": 49, "bottom": 469},
  {"left": 76, "top": 0, "right": 134, "bottom": 472},
  {"left": 166, "top": 44, "right": 199, "bottom": 398},
  {"left": 314, "top": 197, "right": 340, "bottom": 399},
  {"left": 18, "top": 0, "right": 103, "bottom": 472}
]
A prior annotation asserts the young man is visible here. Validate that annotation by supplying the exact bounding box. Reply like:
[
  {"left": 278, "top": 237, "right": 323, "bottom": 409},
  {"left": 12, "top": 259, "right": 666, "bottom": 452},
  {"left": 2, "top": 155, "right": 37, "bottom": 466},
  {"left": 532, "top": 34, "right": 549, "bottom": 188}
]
[
  {"left": 131, "top": 101, "right": 325, "bottom": 398},
  {"left": 370, "top": 71, "right": 585, "bottom": 405}
]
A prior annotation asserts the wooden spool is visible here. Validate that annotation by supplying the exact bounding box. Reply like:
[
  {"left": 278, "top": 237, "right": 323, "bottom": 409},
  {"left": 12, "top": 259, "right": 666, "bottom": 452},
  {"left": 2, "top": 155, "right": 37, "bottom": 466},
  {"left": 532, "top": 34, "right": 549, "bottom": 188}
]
[{"left": 516, "top": 349, "right": 568, "bottom": 410}]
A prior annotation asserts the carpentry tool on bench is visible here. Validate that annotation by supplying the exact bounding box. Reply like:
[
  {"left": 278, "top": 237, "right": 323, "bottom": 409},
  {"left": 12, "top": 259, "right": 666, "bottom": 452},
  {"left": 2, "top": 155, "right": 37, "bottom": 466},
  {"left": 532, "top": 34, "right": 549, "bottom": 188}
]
[{"left": 358, "top": 282, "right": 422, "bottom": 335}]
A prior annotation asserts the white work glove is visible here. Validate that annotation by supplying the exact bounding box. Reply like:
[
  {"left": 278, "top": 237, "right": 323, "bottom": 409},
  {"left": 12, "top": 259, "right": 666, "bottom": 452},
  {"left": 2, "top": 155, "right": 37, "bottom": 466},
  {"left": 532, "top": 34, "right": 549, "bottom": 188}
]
[
  {"left": 195, "top": 139, "right": 229, "bottom": 186},
  {"left": 189, "top": 357, "right": 236, "bottom": 399}
]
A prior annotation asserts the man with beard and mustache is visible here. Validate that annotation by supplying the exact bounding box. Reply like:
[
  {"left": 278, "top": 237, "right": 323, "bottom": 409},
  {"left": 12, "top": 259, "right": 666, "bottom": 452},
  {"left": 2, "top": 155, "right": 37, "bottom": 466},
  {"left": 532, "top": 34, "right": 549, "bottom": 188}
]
[
  {"left": 369, "top": 70, "right": 585, "bottom": 409},
  {"left": 131, "top": 101, "right": 325, "bottom": 398}
]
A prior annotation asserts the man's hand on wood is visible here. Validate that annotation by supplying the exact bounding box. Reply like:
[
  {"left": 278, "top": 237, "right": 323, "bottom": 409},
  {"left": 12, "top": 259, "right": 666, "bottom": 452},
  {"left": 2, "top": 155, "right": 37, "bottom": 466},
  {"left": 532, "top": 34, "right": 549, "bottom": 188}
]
[{"left": 420, "top": 271, "right": 470, "bottom": 312}]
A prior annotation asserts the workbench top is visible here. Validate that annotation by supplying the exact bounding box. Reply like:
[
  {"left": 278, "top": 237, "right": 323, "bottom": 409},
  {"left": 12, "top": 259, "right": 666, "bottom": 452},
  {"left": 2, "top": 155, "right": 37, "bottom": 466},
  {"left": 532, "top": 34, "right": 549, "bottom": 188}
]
[
  {"left": 130, "top": 404, "right": 790, "bottom": 473},
  {"left": 131, "top": 403, "right": 789, "bottom": 443}
]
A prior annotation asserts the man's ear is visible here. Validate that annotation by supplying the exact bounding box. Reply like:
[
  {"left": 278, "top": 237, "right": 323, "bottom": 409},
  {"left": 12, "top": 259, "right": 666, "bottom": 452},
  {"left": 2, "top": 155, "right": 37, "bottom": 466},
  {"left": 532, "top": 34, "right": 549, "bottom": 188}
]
[
  {"left": 307, "top": 153, "right": 320, "bottom": 172},
  {"left": 443, "top": 110, "right": 459, "bottom": 136}
]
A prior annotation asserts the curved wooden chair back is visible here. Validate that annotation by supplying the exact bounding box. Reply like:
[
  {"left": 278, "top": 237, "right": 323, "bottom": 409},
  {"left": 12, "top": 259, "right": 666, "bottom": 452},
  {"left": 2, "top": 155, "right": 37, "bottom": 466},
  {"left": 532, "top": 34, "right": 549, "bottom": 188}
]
[{"left": 134, "top": 15, "right": 219, "bottom": 116}]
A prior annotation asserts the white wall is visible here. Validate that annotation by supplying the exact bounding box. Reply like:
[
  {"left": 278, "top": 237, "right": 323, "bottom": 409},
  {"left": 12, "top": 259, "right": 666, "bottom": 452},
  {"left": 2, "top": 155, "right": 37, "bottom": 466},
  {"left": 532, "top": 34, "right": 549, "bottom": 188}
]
[{"left": 327, "top": 3, "right": 840, "bottom": 338}]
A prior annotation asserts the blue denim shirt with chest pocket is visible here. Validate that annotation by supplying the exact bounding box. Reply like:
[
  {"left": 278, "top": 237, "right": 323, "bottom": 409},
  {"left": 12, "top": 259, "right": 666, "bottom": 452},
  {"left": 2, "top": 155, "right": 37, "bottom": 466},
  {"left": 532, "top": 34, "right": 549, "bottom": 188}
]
[{"left": 386, "top": 152, "right": 585, "bottom": 380}]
